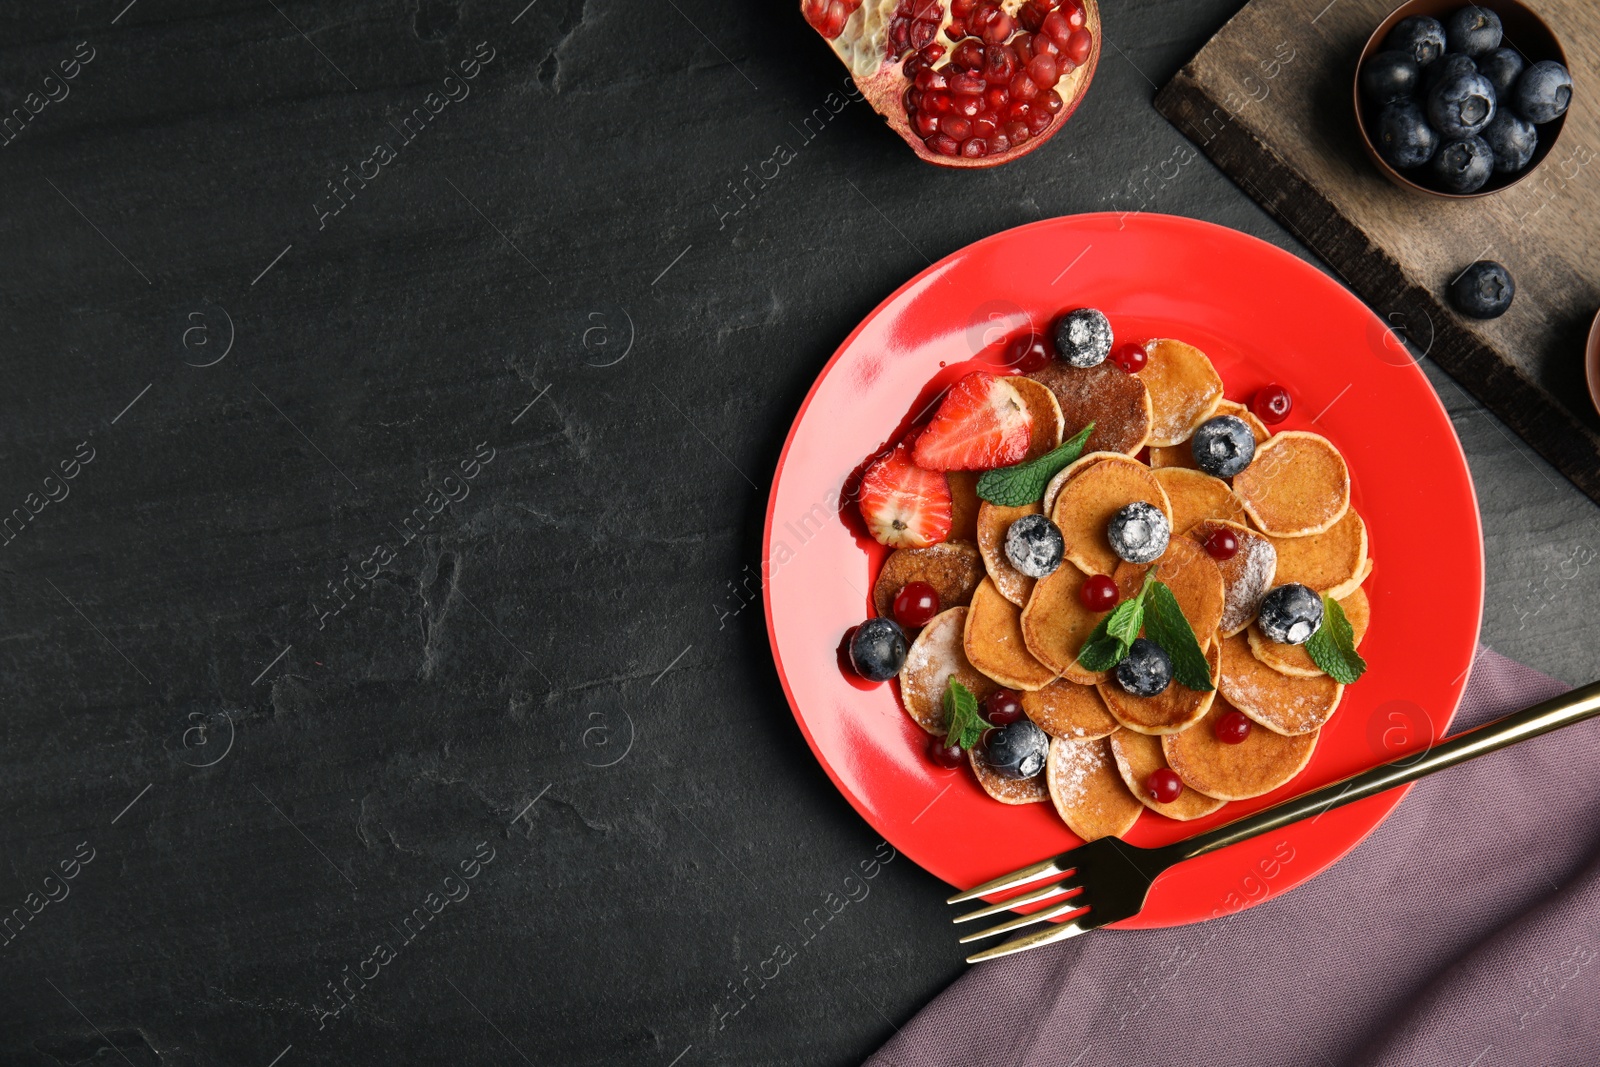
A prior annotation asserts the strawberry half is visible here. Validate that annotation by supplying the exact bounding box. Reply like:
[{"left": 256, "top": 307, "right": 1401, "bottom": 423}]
[
  {"left": 858, "top": 442, "right": 952, "bottom": 548},
  {"left": 912, "top": 372, "right": 1033, "bottom": 471}
]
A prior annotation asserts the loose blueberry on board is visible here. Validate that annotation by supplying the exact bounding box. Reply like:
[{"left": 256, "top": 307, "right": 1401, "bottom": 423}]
[
  {"left": 983, "top": 718, "right": 1049, "bottom": 779},
  {"left": 1145, "top": 768, "right": 1184, "bottom": 803},
  {"left": 1110, "top": 342, "right": 1148, "bottom": 374},
  {"left": 1107, "top": 501, "right": 1171, "bottom": 565},
  {"left": 893, "top": 581, "right": 941, "bottom": 629},
  {"left": 1449, "top": 260, "right": 1515, "bottom": 319},
  {"left": 1431, "top": 135, "right": 1494, "bottom": 193},
  {"left": 1421, "top": 52, "right": 1477, "bottom": 97},
  {"left": 1117, "top": 638, "right": 1173, "bottom": 697},
  {"left": 1053, "top": 308, "right": 1113, "bottom": 369},
  {"left": 1257, "top": 584, "right": 1324, "bottom": 646},
  {"left": 1360, "top": 50, "right": 1419, "bottom": 105},
  {"left": 1428, "top": 71, "right": 1496, "bottom": 139},
  {"left": 1477, "top": 47, "right": 1524, "bottom": 99},
  {"left": 1375, "top": 100, "right": 1440, "bottom": 169},
  {"left": 1252, "top": 383, "right": 1293, "bottom": 424},
  {"left": 984, "top": 688, "right": 1025, "bottom": 726},
  {"left": 1385, "top": 15, "right": 1446, "bottom": 67},
  {"left": 848, "top": 618, "right": 907, "bottom": 681},
  {"left": 1078, "top": 573, "right": 1119, "bottom": 612},
  {"left": 1203, "top": 526, "right": 1240, "bottom": 562},
  {"left": 1480, "top": 110, "right": 1537, "bottom": 173},
  {"left": 1005, "top": 514, "right": 1065, "bottom": 578},
  {"left": 1190, "top": 415, "right": 1257, "bottom": 478},
  {"left": 1444, "top": 5, "right": 1502, "bottom": 57},
  {"left": 1514, "top": 60, "right": 1572, "bottom": 124},
  {"left": 928, "top": 735, "right": 966, "bottom": 767}
]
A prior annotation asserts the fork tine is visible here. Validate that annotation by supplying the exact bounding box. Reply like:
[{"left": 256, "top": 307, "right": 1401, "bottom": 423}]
[
  {"left": 964, "top": 912, "right": 1100, "bottom": 964},
  {"left": 946, "top": 853, "right": 1073, "bottom": 905},
  {"left": 957, "top": 893, "right": 1088, "bottom": 944},
  {"left": 952, "top": 878, "right": 1081, "bottom": 924}
]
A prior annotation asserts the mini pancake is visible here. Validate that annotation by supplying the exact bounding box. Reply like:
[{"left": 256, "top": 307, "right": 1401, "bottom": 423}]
[
  {"left": 1010, "top": 376, "right": 1065, "bottom": 460},
  {"left": 1149, "top": 400, "right": 1268, "bottom": 469},
  {"left": 1269, "top": 508, "right": 1367, "bottom": 596},
  {"left": 946, "top": 470, "right": 981, "bottom": 543},
  {"left": 1249, "top": 587, "right": 1370, "bottom": 678},
  {"left": 1217, "top": 631, "right": 1342, "bottom": 735},
  {"left": 977, "top": 501, "right": 1039, "bottom": 607},
  {"left": 1021, "top": 561, "right": 1111, "bottom": 685},
  {"left": 1041, "top": 450, "right": 1122, "bottom": 516},
  {"left": 871, "top": 541, "right": 984, "bottom": 622},
  {"left": 963, "top": 578, "right": 1058, "bottom": 691},
  {"left": 1022, "top": 679, "right": 1118, "bottom": 740},
  {"left": 1136, "top": 339, "right": 1225, "bottom": 447},
  {"left": 1233, "top": 431, "right": 1351, "bottom": 536},
  {"left": 1046, "top": 736, "right": 1143, "bottom": 840},
  {"left": 970, "top": 745, "right": 1049, "bottom": 805},
  {"left": 1164, "top": 700, "right": 1319, "bottom": 800},
  {"left": 1185, "top": 519, "right": 1277, "bottom": 637},
  {"left": 1028, "top": 361, "right": 1152, "bottom": 455},
  {"left": 1151, "top": 467, "right": 1248, "bottom": 534},
  {"left": 1108, "top": 728, "right": 1226, "bottom": 820},
  {"left": 1112, "top": 536, "right": 1226, "bottom": 647},
  {"left": 1052, "top": 456, "right": 1172, "bottom": 576},
  {"left": 897, "top": 607, "right": 998, "bottom": 735},
  {"left": 1097, "top": 639, "right": 1221, "bottom": 735}
]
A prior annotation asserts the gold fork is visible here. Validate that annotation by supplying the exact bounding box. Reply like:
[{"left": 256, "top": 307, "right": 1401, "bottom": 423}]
[{"left": 951, "top": 680, "right": 1600, "bottom": 963}]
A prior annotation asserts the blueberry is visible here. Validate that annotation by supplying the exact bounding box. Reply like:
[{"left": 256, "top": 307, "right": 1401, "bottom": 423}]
[
  {"left": 983, "top": 717, "right": 1049, "bottom": 779},
  {"left": 848, "top": 618, "right": 906, "bottom": 681},
  {"left": 1115, "top": 638, "right": 1172, "bottom": 697},
  {"left": 1004, "top": 513, "right": 1064, "bottom": 578},
  {"left": 1384, "top": 15, "right": 1446, "bottom": 67},
  {"left": 1448, "top": 260, "right": 1515, "bottom": 319},
  {"left": 1428, "top": 71, "right": 1496, "bottom": 138},
  {"left": 1375, "top": 100, "right": 1439, "bottom": 169},
  {"left": 1431, "top": 136, "right": 1494, "bottom": 193},
  {"left": 1480, "top": 110, "right": 1537, "bottom": 172},
  {"left": 1360, "top": 50, "right": 1420, "bottom": 106},
  {"left": 1053, "top": 308, "right": 1112, "bottom": 368},
  {"left": 1190, "top": 415, "right": 1257, "bottom": 478},
  {"left": 1422, "top": 52, "right": 1477, "bottom": 97},
  {"left": 1514, "top": 60, "right": 1572, "bottom": 124},
  {"left": 1257, "top": 584, "right": 1323, "bottom": 646},
  {"left": 1477, "top": 47, "right": 1524, "bottom": 98},
  {"left": 1444, "top": 5, "right": 1502, "bottom": 56},
  {"left": 1106, "top": 501, "right": 1170, "bottom": 565}
]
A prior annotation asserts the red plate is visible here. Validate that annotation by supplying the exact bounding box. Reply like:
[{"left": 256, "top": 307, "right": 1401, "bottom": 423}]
[{"left": 763, "top": 213, "right": 1482, "bottom": 927}]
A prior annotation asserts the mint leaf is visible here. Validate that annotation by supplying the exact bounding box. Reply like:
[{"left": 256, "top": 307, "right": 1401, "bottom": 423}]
[
  {"left": 1306, "top": 595, "right": 1367, "bottom": 684},
  {"left": 975, "top": 422, "right": 1095, "bottom": 507},
  {"left": 942, "top": 679, "right": 987, "bottom": 749},
  {"left": 1142, "top": 580, "right": 1215, "bottom": 691},
  {"left": 1073, "top": 572, "right": 1153, "bottom": 672}
]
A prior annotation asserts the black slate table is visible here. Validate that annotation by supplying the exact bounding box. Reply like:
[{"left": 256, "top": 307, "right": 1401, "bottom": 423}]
[{"left": 2, "top": 2, "right": 1597, "bottom": 1065}]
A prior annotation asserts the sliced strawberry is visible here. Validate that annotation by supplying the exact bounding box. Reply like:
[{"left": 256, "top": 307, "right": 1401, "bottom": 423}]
[
  {"left": 912, "top": 372, "right": 1033, "bottom": 471},
  {"left": 858, "top": 442, "right": 952, "bottom": 548}
]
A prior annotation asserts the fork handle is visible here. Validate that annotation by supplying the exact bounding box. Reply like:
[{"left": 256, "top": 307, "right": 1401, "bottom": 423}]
[{"left": 1165, "top": 678, "right": 1600, "bottom": 864}]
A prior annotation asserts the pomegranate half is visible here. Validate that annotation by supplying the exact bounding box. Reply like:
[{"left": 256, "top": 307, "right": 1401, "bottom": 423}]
[{"left": 801, "top": 0, "right": 1102, "bottom": 167}]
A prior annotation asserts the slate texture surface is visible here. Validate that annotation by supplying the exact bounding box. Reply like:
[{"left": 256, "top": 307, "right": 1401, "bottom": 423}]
[{"left": 0, "top": 2, "right": 1595, "bottom": 1066}]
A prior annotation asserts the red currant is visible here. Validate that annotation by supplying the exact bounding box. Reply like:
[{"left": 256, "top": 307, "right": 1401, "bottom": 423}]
[
  {"left": 893, "top": 581, "right": 941, "bottom": 628},
  {"left": 1253, "top": 383, "right": 1293, "bottom": 424},
  {"left": 1203, "top": 527, "right": 1240, "bottom": 561},
  {"left": 1001, "top": 330, "right": 1053, "bottom": 373},
  {"left": 1079, "top": 574, "right": 1119, "bottom": 611},
  {"left": 928, "top": 735, "right": 966, "bottom": 767},
  {"left": 1145, "top": 768, "right": 1183, "bottom": 803},
  {"left": 1110, "top": 342, "right": 1148, "bottom": 373},
  {"left": 984, "top": 688, "right": 1025, "bottom": 725},
  {"left": 1215, "top": 710, "right": 1252, "bottom": 744}
]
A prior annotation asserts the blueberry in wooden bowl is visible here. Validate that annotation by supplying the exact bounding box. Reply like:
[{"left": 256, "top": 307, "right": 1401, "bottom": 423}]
[{"left": 1354, "top": 0, "right": 1571, "bottom": 198}]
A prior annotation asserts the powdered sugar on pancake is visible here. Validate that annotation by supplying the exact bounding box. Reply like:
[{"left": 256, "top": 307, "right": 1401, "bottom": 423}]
[{"left": 897, "top": 607, "right": 995, "bottom": 734}]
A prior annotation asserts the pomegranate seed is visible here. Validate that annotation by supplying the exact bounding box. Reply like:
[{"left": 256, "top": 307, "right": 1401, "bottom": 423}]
[
  {"left": 973, "top": 114, "right": 998, "bottom": 138},
  {"left": 953, "top": 93, "right": 983, "bottom": 117},
  {"left": 1062, "top": 0, "right": 1086, "bottom": 29},
  {"left": 890, "top": 21, "right": 910, "bottom": 51},
  {"left": 953, "top": 39, "right": 985, "bottom": 70},
  {"left": 951, "top": 72, "right": 985, "bottom": 95},
  {"left": 914, "top": 68, "right": 943, "bottom": 91},
  {"left": 1005, "top": 119, "right": 1030, "bottom": 143},
  {"left": 1033, "top": 33, "right": 1061, "bottom": 59},
  {"left": 1028, "top": 109, "right": 1052, "bottom": 134},
  {"left": 931, "top": 134, "right": 961, "bottom": 156},
  {"left": 1111, "top": 342, "right": 1148, "bottom": 373},
  {"left": 922, "top": 42, "right": 945, "bottom": 62},
  {"left": 1018, "top": 1, "right": 1046, "bottom": 31},
  {"left": 914, "top": 109, "right": 939, "bottom": 136},
  {"left": 970, "top": 3, "right": 997, "bottom": 27},
  {"left": 1204, "top": 527, "right": 1240, "bottom": 561},
  {"left": 983, "top": 44, "right": 1016, "bottom": 83},
  {"left": 1065, "top": 28, "right": 1092, "bottom": 64},
  {"left": 940, "top": 114, "right": 973, "bottom": 140},
  {"left": 1002, "top": 330, "right": 1051, "bottom": 372},
  {"left": 1058, "top": 55, "right": 1077, "bottom": 77},
  {"left": 1044, "top": 91, "right": 1064, "bottom": 113},
  {"left": 893, "top": 581, "right": 941, "bottom": 628},
  {"left": 984, "top": 85, "right": 1007, "bottom": 110},
  {"left": 985, "top": 688, "right": 1025, "bottom": 725},
  {"left": 961, "top": 138, "right": 988, "bottom": 158},
  {"left": 1079, "top": 574, "right": 1118, "bottom": 611},
  {"left": 947, "top": 18, "right": 967, "bottom": 37},
  {"left": 925, "top": 91, "right": 952, "bottom": 114},
  {"left": 1029, "top": 54, "right": 1059, "bottom": 88},
  {"left": 928, "top": 734, "right": 966, "bottom": 767},
  {"left": 952, "top": 0, "right": 977, "bottom": 16},
  {"left": 982, "top": 12, "right": 1013, "bottom": 43},
  {"left": 1041, "top": 11, "right": 1072, "bottom": 44},
  {"left": 991, "top": 132, "right": 1011, "bottom": 152},
  {"left": 1009, "top": 73, "right": 1040, "bottom": 101},
  {"left": 1215, "top": 710, "right": 1253, "bottom": 744},
  {"left": 1254, "top": 383, "right": 1293, "bottom": 423},
  {"left": 1013, "top": 32, "right": 1033, "bottom": 64},
  {"left": 1146, "top": 768, "right": 1184, "bottom": 803},
  {"left": 910, "top": 19, "right": 936, "bottom": 48}
]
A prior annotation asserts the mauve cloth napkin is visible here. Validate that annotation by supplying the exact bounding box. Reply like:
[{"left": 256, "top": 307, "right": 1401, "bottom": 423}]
[{"left": 867, "top": 648, "right": 1600, "bottom": 1067}]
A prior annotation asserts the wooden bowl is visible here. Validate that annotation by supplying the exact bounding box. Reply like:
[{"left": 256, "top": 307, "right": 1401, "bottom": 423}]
[{"left": 1354, "top": 0, "right": 1569, "bottom": 198}]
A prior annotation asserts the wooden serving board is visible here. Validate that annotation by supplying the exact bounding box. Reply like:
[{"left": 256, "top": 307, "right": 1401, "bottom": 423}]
[{"left": 1155, "top": 0, "right": 1600, "bottom": 505}]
